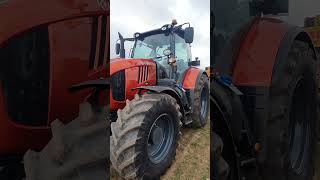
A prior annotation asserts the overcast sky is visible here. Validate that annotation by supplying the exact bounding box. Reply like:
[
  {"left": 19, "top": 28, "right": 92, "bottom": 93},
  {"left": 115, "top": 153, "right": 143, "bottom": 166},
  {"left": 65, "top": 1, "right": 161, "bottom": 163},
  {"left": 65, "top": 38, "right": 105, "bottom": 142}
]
[
  {"left": 286, "top": 0, "right": 320, "bottom": 26},
  {"left": 110, "top": 0, "right": 320, "bottom": 69},
  {"left": 110, "top": 0, "right": 210, "bottom": 69}
]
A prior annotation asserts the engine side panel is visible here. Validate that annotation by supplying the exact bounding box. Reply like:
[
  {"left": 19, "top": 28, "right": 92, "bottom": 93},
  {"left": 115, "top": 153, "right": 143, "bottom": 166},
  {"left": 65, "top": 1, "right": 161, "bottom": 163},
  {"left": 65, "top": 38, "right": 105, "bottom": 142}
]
[
  {"left": 0, "top": 0, "right": 106, "bottom": 45},
  {"left": 110, "top": 59, "right": 157, "bottom": 111}
]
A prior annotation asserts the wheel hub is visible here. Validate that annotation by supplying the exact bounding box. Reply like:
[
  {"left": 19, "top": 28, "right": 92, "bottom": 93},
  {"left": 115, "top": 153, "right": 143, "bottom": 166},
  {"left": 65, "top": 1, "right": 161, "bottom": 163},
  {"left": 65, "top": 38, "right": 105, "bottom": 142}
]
[
  {"left": 151, "top": 125, "right": 164, "bottom": 146},
  {"left": 147, "top": 113, "right": 174, "bottom": 164}
]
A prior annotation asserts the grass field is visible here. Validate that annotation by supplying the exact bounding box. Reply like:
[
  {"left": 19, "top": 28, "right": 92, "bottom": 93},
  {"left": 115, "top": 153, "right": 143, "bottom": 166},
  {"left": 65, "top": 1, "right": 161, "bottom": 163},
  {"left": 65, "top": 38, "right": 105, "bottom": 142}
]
[{"left": 110, "top": 122, "right": 210, "bottom": 180}]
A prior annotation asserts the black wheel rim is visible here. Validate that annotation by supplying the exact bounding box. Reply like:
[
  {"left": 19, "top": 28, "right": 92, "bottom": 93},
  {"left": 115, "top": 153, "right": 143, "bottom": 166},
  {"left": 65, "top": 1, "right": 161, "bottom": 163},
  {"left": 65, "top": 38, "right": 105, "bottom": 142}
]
[
  {"left": 200, "top": 85, "right": 209, "bottom": 120},
  {"left": 288, "top": 78, "right": 312, "bottom": 175},
  {"left": 147, "top": 113, "right": 174, "bottom": 164}
]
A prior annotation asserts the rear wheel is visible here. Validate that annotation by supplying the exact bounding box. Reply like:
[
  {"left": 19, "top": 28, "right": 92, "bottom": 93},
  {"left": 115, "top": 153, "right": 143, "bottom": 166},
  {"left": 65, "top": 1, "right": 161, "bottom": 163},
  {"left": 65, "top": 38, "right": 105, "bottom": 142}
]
[
  {"left": 260, "top": 40, "right": 317, "bottom": 180},
  {"left": 190, "top": 74, "right": 209, "bottom": 128},
  {"left": 110, "top": 93, "right": 181, "bottom": 179}
]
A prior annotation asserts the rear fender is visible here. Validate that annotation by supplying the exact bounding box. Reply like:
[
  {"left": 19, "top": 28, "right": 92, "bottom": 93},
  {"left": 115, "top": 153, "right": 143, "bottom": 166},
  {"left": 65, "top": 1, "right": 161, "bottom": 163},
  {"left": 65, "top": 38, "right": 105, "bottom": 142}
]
[
  {"left": 182, "top": 67, "right": 206, "bottom": 90},
  {"left": 232, "top": 17, "right": 317, "bottom": 87},
  {"left": 182, "top": 68, "right": 208, "bottom": 113}
]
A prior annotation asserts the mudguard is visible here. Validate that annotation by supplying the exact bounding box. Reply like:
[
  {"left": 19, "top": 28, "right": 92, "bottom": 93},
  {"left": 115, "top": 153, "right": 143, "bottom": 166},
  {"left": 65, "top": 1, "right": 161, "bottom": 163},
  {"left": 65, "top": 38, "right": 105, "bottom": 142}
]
[
  {"left": 232, "top": 17, "right": 317, "bottom": 87},
  {"left": 133, "top": 85, "right": 189, "bottom": 123},
  {"left": 182, "top": 67, "right": 206, "bottom": 90},
  {"left": 181, "top": 67, "right": 208, "bottom": 116}
]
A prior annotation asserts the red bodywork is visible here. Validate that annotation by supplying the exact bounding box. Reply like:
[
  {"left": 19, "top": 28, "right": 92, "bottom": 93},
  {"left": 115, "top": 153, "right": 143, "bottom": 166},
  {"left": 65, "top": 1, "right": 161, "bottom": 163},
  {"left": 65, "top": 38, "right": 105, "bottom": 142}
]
[
  {"left": 0, "top": 0, "right": 108, "bottom": 156},
  {"left": 182, "top": 67, "right": 202, "bottom": 89},
  {"left": 110, "top": 58, "right": 204, "bottom": 111},
  {"left": 232, "top": 17, "right": 292, "bottom": 87},
  {"left": 110, "top": 58, "right": 157, "bottom": 111}
]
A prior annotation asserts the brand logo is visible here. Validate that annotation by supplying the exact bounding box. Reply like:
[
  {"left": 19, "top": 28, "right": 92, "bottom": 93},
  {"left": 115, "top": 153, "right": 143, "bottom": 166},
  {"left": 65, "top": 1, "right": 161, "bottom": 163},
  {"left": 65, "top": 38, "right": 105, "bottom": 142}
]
[{"left": 97, "top": 0, "right": 107, "bottom": 10}]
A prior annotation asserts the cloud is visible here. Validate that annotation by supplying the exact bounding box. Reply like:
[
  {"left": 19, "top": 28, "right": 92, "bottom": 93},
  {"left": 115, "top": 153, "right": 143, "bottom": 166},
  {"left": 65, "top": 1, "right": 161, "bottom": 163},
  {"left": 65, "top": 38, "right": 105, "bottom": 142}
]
[{"left": 110, "top": 0, "right": 210, "bottom": 69}]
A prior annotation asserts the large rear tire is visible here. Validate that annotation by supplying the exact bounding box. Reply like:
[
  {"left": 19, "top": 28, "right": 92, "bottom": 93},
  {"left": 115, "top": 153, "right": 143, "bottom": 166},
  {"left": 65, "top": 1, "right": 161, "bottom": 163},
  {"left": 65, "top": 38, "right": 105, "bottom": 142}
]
[
  {"left": 260, "top": 40, "right": 317, "bottom": 180},
  {"left": 189, "top": 74, "right": 210, "bottom": 128},
  {"left": 110, "top": 93, "right": 181, "bottom": 179}
]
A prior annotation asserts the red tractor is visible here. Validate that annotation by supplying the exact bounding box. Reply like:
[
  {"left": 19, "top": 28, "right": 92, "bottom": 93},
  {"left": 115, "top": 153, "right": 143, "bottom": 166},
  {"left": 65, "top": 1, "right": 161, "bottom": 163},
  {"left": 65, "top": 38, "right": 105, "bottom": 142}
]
[
  {"left": 110, "top": 20, "right": 210, "bottom": 179},
  {"left": 0, "top": 0, "right": 109, "bottom": 179},
  {"left": 212, "top": 0, "right": 319, "bottom": 180}
]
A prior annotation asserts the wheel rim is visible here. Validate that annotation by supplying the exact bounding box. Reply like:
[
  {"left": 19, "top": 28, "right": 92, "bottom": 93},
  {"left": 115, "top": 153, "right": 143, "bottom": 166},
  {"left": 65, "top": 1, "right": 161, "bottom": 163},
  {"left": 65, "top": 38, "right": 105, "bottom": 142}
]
[
  {"left": 200, "top": 85, "right": 209, "bottom": 120},
  {"left": 147, "top": 113, "right": 174, "bottom": 164},
  {"left": 288, "top": 78, "right": 312, "bottom": 175}
]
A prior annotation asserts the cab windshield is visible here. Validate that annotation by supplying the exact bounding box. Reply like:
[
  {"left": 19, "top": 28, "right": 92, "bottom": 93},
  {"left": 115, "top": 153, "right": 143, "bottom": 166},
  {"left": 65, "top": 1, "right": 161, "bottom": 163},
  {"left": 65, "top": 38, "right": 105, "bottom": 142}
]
[
  {"left": 132, "top": 33, "right": 171, "bottom": 59},
  {"left": 132, "top": 32, "right": 190, "bottom": 80}
]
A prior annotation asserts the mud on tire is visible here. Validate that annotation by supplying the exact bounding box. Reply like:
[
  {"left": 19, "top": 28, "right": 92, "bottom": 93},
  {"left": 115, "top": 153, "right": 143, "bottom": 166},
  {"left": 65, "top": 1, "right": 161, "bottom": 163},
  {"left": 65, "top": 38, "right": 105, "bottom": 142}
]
[
  {"left": 189, "top": 74, "right": 209, "bottom": 128},
  {"left": 260, "top": 40, "right": 317, "bottom": 180},
  {"left": 110, "top": 93, "right": 182, "bottom": 179},
  {"left": 23, "top": 103, "right": 109, "bottom": 180}
]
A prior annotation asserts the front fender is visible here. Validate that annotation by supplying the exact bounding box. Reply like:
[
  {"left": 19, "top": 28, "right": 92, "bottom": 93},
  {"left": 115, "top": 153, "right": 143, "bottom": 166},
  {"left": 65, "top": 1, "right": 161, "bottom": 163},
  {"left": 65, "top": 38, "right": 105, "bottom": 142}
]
[
  {"left": 133, "top": 85, "right": 189, "bottom": 122},
  {"left": 182, "top": 67, "right": 206, "bottom": 90}
]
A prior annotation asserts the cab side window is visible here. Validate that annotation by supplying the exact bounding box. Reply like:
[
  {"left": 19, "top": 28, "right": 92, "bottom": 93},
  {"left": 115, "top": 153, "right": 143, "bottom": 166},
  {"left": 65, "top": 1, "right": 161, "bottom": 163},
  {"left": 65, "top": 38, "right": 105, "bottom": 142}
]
[{"left": 175, "top": 35, "right": 189, "bottom": 76}]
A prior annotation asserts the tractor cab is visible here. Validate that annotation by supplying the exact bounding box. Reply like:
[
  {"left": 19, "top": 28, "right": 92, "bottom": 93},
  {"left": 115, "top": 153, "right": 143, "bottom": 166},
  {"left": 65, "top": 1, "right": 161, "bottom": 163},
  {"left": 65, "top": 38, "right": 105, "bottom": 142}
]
[{"left": 116, "top": 20, "right": 199, "bottom": 82}]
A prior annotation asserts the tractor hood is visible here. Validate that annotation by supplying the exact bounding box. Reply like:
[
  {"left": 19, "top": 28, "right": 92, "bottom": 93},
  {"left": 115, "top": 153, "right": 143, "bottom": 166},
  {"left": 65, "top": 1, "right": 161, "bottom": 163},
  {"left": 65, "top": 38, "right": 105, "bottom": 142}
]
[{"left": 110, "top": 58, "right": 156, "bottom": 75}]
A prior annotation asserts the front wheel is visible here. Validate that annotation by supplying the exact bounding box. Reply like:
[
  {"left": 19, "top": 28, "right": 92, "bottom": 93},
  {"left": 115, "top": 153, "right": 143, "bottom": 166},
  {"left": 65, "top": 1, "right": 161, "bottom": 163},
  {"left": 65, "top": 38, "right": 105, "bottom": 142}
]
[{"left": 110, "top": 93, "right": 181, "bottom": 179}]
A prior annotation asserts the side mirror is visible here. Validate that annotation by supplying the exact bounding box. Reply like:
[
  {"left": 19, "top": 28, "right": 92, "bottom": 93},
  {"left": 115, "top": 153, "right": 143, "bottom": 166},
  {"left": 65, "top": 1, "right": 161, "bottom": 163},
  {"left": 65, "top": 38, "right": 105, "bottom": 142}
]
[
  {"left": 184, "top": 27, "right": 194, "bottom": 44},
  {"left": 115, "top": 43, "right": 121, "bottom": 55},
  {"left": 188, "top": 57, "right": 200, "bottom": 66}
]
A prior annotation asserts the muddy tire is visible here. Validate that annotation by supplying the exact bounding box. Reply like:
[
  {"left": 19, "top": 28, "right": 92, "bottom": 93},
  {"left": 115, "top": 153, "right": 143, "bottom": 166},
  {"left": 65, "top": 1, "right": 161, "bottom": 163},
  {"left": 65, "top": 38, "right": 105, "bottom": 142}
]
[
  {"left": 23, "top": 103, "right": 109, "bottom": 180},
  {"left": 110, "top": 93, "right": 181, "bottom": 179},
  {"left": 189, "top": 74, "right": 209, "bottom": 128},
  {"left": 212, "top": 132, "right": 230, "bottom": 180},
  {"left": 260, "top": 40, "right": 317, "bottom": 180}
]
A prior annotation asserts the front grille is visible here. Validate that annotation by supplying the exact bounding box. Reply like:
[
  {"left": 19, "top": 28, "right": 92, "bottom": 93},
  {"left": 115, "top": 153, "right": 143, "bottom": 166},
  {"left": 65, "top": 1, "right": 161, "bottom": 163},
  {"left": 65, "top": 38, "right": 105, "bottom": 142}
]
[
  {"left": 111, "top": 70, "right": 125, "bottom": 101},
  {"left": 138, "top": 65, "right": 148, "bottom": 83}
]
